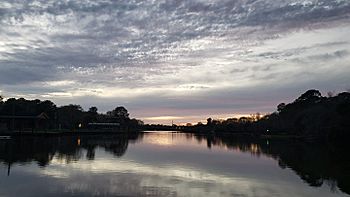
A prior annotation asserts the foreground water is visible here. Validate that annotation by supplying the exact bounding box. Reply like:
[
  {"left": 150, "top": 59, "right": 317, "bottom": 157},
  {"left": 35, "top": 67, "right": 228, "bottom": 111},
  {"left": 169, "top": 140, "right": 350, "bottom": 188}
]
[{"left": 0, "top": 132, "right": 349, "bottom": 197}]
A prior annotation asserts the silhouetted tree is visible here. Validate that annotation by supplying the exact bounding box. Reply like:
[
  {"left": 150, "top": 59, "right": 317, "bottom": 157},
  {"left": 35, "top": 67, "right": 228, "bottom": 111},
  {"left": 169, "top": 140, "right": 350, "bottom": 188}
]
[
  {"left": 183, "top": 89, "right": 350, "bottom": 139},
  {"left": 108, "top": 106, "right": 129, "bottom": 119},
  {"left": 88, "top": 106, "right": 98, "bottom": 114},
  {"left": 0, "top": 97, "right": 143, "bottom": 132},
  {"left": 207, "top": 118, "right": 212, "bottom": 126},
  {"left": 294, "top": 89, "right": 322, "bottom": 103},
  {"left": 277, "top": 103, "right": 286, "bottom": 113},
  {"left": 82, "top": 106, "right": 99, "bottom": 126},
  {"left": 57, "top": 105, "right": 84, "bottom": 130},
  {"left": 0, "top": 96, "right": 3, "bottom": 112}
]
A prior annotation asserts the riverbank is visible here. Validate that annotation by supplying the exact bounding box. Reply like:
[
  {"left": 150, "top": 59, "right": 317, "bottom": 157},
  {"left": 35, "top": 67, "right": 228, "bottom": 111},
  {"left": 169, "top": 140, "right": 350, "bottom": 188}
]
[
  {"left": 0, "top": 130, "right": 336, "bottom": 142},
  {"left": 0, "top": 129, "right": 142, "bottom": 137}
]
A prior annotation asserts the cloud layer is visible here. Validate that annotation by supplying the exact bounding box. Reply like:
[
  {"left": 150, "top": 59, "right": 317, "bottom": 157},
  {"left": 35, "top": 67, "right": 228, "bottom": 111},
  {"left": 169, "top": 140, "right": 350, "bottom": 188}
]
[{"left": 1, "top": 0, "right": 350, "bottom": 123}]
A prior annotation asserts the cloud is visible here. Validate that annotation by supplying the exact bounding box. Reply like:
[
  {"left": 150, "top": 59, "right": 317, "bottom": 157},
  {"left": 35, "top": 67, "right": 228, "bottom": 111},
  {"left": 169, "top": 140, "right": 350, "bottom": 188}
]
[{"left": 0, "top": 0, "right": 350, "bottom": 122}]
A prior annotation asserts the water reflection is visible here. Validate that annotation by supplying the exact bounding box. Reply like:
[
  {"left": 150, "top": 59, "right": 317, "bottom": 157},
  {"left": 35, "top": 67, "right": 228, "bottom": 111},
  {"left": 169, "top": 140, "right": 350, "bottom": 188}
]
[
  {"left": 0, "top": 133, "right": 139, "bottom": 174},
  {"left": 0, "top": 132, "right": 349, "bottom": 196},
  {"left": 195, "top": 134, "right": 350, "bottom": 195}
]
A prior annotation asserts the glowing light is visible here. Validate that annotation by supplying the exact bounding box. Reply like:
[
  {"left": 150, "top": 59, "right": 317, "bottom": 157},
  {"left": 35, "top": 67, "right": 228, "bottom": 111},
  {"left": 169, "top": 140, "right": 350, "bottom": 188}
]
[
  {"left": 143, "top": 133, "right": 174, "bottom": 146},
  {"left": 143, "top": 116, "right": 183, "bottom": 121},
  {"left": 250, "top": 144, "right": 259, "bottom": 154}
]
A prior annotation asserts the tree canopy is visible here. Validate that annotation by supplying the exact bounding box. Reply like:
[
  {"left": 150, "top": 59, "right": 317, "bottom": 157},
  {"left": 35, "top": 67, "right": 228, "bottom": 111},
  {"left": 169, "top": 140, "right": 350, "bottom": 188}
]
[
  {"left": 185, "top": 89, "right": 350, "bottom": 140},
  {"left": 0, "top": 97, "right": 142, "bottom": 131}
]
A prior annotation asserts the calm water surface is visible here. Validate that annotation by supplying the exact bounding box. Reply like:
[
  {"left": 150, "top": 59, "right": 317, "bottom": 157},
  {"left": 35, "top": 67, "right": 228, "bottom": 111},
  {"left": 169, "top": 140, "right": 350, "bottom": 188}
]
[{"left": 0, "top": 132, "right": 349, "bottom": 197}]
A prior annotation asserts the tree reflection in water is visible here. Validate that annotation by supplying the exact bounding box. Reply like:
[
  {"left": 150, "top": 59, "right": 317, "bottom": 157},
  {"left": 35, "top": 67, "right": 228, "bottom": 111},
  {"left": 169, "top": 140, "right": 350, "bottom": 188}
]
[
  {"left": 0, "top": 133, "right": 142, "bottom": 172},
  {"left": 194, "top": 134, "right": 350, "bottom": 195},
  {"left": 0, "top": 132, "right": 349, "bottom": 195}
]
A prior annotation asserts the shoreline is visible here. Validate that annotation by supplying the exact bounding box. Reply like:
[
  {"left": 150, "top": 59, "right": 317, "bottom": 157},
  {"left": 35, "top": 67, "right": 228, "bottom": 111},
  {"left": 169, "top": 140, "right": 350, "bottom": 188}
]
[
  {"left": 0, "top": 130, "right": 316, "bottom": 140},
  {"left": 0, "top": 130, "right": 142, "bottom": 137}
]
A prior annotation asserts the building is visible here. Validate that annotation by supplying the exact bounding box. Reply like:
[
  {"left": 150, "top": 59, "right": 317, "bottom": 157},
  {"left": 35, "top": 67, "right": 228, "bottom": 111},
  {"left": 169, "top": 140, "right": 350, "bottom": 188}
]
[
  {"left": 0, "top": 112, "right": 50, "bottom": 132},
  {"left": 87, "top": 122, "right": 120, "bottom": 130}
]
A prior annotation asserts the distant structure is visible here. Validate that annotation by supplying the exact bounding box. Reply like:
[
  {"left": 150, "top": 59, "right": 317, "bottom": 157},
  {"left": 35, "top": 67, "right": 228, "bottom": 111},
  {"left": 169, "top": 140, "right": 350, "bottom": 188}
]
[
  {"left": 0, "top": 112, "right": 50, "bottom": 132},
  {"left": 87, "top": 122, "right": 120, "bottom": 130}
]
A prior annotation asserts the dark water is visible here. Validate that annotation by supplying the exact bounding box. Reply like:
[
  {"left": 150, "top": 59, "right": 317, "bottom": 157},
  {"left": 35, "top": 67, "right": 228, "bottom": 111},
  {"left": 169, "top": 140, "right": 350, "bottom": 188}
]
[{"left": 0, "top": 132, "right": 349, "bottom": 197}]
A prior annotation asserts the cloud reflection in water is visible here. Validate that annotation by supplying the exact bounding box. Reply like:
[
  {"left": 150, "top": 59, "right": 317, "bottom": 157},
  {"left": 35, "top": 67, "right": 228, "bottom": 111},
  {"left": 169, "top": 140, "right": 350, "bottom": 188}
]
[{"left": 0, "top": 133, "right": 348, "bottom": 197}]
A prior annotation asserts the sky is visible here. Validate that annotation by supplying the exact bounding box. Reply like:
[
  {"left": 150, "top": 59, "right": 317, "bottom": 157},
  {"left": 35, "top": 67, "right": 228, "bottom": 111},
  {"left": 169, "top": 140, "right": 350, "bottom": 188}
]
[{"left": 0, "top": 0, "right": 350, "bottom": 124}]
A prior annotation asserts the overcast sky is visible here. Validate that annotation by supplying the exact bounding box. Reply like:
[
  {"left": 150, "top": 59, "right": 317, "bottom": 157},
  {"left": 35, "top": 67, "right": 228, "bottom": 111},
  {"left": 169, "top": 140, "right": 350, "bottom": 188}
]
[{"left": 1, "top": 0, "right": 350, "bottom": 124}]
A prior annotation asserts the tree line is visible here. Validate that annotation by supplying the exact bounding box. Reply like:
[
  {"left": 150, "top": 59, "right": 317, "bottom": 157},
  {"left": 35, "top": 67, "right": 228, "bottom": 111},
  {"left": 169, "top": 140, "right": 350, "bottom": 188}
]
[
  {"left": 1, "top": 89, "right": 349, "bottom": 137},
  {"left": 184, "top": 89, "right": 350, "bottom": 139},
  {"left": 0, "top": 96, "right": 143, "bottom": 131}
]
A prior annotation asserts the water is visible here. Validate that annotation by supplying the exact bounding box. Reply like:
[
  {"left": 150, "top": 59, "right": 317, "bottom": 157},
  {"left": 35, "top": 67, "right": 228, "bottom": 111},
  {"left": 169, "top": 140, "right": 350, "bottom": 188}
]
[{"left": 0, "top": 132, "right": 349, "bottom": 197}]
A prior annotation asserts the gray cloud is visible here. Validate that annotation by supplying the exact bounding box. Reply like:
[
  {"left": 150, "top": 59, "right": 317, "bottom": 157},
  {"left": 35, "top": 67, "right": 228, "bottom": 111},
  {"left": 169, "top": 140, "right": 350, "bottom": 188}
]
[
  {"left": 307, "top": 50, "right": 349, "bottom": 61},
  {"left": 0, "top": 0, "right": 350, "bottom": 123}
]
